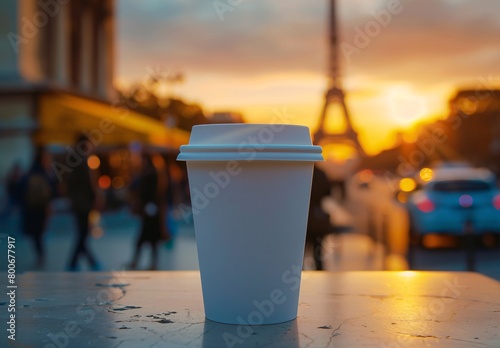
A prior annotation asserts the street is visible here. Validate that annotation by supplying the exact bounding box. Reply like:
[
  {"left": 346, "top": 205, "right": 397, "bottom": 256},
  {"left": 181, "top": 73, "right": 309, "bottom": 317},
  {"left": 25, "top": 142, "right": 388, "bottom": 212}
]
[
  {"left": 1, "top": 183, "right": 500, "bottom": 280},
  {"left": 341, "top": 174, "right": 500, "bottom": 280}
]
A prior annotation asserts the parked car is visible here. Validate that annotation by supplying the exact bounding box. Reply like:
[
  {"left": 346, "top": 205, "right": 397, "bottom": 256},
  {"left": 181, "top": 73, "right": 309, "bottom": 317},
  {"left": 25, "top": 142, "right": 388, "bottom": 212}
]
[{"left": 407, "top": 167, "right": 500, "bottom": 238}]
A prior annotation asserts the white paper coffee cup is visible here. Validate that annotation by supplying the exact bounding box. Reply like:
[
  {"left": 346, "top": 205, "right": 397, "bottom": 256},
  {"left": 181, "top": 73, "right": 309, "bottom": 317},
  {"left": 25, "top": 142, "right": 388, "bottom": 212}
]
[{"left": 178, "top": 124, "right": 323, "bottom": 324}]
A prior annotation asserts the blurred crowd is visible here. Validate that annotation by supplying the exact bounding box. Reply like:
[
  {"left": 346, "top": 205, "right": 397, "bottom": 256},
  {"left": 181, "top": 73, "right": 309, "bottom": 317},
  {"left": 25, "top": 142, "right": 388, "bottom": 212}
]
[
  {"left": 1, "top": 133, "right": 336, "bottom": 272},
  {"left": 0, "top": 134, "right": 191, "bottom": 271}
]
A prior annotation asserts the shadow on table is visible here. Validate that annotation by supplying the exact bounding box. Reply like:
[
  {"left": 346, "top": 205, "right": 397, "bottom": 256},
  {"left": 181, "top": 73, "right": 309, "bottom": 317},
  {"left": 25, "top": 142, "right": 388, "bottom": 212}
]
[{"left": 201, "top": 318, "right": 299, "bottom": 348}]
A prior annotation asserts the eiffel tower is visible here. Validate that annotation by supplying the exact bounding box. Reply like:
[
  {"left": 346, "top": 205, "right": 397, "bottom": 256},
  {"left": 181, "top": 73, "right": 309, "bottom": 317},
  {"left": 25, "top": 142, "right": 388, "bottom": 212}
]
[{"left": 314, "top": 0, "right": 364, "bottom": 157}]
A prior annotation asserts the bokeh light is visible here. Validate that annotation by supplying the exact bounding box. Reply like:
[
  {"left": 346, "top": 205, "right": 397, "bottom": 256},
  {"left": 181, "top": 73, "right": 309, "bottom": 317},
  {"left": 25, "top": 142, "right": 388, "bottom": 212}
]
[
  {"left": 112, "top": 176, "right": 125, "bottom": 189},
  {"left": 399, "top": 178, "right": 417, "bottom": 192},
  {"left": 419, "top": 167, "right": 433, "bottom": 182},
  {"left": 397, "top": 192, "right": 408, "bottom": 204},
  {"left": 98, "top": 175, "right": 111, "bottom": 189},
  {"left": 87, "top": 155, "right": 101, "bottom": 170}
]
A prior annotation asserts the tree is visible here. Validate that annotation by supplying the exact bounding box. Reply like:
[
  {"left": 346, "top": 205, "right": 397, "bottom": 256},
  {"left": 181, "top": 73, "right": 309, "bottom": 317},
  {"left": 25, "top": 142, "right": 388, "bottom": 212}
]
[{"left": 117, "top": 73, "right": 208, "bottom": 131}]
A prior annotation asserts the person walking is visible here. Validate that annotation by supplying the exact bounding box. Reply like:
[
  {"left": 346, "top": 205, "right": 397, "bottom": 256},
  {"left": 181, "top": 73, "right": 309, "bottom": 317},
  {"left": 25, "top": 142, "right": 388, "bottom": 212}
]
[
  {"left": 18, "top": 147, "right": 54, "bottom": 268},
  {"left": 306, "top": 165, "right": 332, "bottom": 270},
  {"left": 1, "top": 162, "right": 23, "bottom": 217},
  {"left": 67, "top": 134, "right": 101, "bottom": 271},
  {"left": 128, "top": 152, "right": 168, "bottom": 270}
]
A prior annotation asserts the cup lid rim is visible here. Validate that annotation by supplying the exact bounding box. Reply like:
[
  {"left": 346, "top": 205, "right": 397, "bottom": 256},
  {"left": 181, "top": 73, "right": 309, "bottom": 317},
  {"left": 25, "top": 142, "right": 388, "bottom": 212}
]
[
  {"left": 177, "top": 124, "right": 323, "bottom": 161},
  {"left": 177, "top": 144, "right": 323, "bottom": 161}
]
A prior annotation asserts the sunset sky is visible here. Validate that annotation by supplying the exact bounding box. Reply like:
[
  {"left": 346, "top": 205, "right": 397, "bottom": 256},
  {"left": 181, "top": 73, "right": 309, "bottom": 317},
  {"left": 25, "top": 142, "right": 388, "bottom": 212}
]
[{"left": 116, "top": 0, "right": 500, "bottom": 155}]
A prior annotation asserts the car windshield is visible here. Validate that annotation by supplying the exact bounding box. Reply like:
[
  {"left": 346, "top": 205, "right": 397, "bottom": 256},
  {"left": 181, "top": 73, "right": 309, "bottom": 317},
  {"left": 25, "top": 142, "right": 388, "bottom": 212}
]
[{"left": 432, "top": 180, "right": 491, "bottom": 192}]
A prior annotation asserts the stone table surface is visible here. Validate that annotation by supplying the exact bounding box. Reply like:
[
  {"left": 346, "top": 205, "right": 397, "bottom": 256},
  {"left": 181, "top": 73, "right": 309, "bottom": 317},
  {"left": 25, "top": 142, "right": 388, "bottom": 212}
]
[{"left": 1, "top": 271, "right": 499, "bottom": 347}]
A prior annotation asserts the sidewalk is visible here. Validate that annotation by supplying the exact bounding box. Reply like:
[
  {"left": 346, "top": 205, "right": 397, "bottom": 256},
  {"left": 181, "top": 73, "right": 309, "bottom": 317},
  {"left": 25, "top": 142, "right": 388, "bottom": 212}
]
[{"left": 0, "top": 208, "right": 199, "bottom": 273}]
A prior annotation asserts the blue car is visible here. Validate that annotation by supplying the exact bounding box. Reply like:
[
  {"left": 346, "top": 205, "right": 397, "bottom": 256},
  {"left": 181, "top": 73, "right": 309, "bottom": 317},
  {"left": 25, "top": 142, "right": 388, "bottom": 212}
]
[{"left": 407, "top": 167, "right": 500, "bottom": 237}]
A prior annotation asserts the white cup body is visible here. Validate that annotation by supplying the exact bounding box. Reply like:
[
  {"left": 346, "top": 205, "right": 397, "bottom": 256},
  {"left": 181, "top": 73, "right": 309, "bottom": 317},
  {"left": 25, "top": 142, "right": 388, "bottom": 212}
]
[
  {"left": 178, "top": 124, "right": 322, "bottom": 325},
  {"left": 187, "top": 160, "right": 313, "bottom": 324}
]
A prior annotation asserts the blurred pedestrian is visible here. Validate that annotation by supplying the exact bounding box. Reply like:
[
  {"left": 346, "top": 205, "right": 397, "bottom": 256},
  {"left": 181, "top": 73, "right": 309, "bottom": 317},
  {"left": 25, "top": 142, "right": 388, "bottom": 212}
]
[
  {"left": 306, "top": 165, "right": 332, "bottom": 270},
  {"left": 128, "top": 152, "right": 169, "bottom": 270},
  {"left": 18, "top": 147, "right": 54, "bottom": 267},
  {"left": 0, "top": 162, "right": 23, "bottom": 217},
  {"left": 67, "top": 134, "right": 101, "bottom": 271},
  {"left": 164, "top": 161, "right": 178, "bottom": 242}
]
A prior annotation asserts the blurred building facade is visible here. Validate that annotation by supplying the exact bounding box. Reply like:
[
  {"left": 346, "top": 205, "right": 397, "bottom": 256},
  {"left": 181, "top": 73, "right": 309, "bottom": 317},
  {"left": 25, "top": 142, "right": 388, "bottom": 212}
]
[
  {"left": 447, "top": 89, "right": 500, "bottom": 174},
  {"left": 0, "top": 0, "right": 114, "bottom": 96},
  {"left": 0, "top": 0, "right": 188, "bottom": 179}
]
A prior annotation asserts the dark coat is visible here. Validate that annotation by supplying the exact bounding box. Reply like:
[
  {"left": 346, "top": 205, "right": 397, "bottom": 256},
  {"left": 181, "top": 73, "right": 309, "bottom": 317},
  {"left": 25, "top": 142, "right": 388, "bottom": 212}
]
[
  {"left": 67, "top": 157, "right": 95, "bottom": 214},
  {"left": 306, "top": 166, "right": 331, "bottom": 241}
]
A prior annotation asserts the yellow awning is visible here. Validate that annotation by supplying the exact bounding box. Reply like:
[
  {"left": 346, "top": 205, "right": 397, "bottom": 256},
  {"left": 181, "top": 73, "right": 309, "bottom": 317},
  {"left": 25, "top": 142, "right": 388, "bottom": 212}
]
[{"left": 37, "top": 92, "right": 189, "bottom": 149}]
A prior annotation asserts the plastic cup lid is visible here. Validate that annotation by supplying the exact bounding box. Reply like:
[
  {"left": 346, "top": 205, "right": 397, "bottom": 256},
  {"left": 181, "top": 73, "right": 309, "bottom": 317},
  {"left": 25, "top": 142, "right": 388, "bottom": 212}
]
[{"left": 177, "top": 124, "right": 323, "bottom": 162}]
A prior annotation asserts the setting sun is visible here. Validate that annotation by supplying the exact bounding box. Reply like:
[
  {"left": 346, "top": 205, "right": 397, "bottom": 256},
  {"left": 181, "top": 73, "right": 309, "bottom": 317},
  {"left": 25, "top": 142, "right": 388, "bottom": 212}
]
[
  {"left": 382, "top": 85, "right": 430, "bottom": 127},
  {"left": 115, "top": 1, "right": 495, "bottom": 155}
]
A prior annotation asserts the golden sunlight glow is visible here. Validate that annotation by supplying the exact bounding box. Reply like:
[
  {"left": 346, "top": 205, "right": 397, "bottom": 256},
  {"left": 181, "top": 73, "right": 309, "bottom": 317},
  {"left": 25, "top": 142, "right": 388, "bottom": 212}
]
[
  {"left": 385, "top": 254, "right": 409, "bottom": 271},
  {"left": 119, "top": 72, "right": 452, "bottom": 156},
  {"left": 400, "top": 271, "right": 418, "bottom": 277},
  {"left": 322, "top": 143, "right": 358, "bottom": 163},
  {"left": 323, "top": 104, "right": 348, "bottom": 134},
  {"left": 87, "top": 155, "right": 101, "bottom": 170},
  {"left": 420, "top": 167, "right": 433, "bottom": 182},
  {"left": 402, "top": 130, "right": 419, "bottom": 143},
  {"left": 399, "top": 178, "right": 417, "bottom": 192},
  {"left": 383, "top": 85, "right": 430, "bottom": 127}
]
